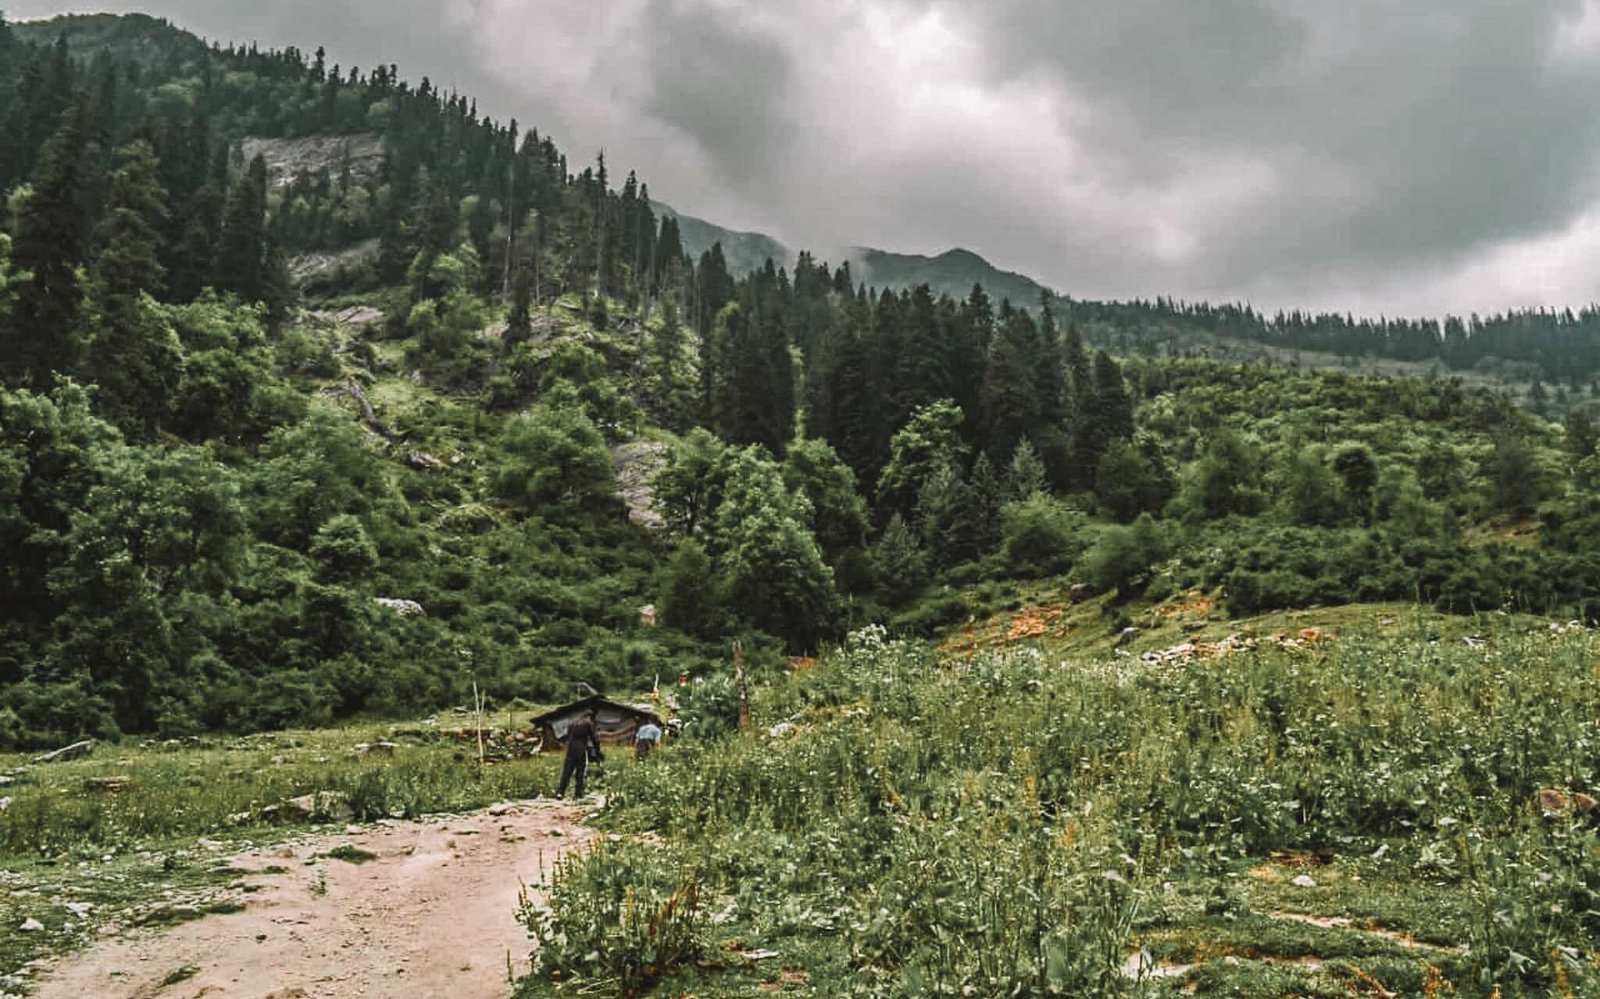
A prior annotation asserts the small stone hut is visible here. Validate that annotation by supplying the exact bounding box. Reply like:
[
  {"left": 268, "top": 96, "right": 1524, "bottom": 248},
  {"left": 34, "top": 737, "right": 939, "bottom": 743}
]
[{"left": 531, "top": 696, "right": 664, "bottom": 752}]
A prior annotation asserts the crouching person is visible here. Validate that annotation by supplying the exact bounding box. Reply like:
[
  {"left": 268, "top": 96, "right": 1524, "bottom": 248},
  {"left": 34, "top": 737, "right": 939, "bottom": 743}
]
[{"left": 634, "top": 719, "right": 662, "bottom": 761}]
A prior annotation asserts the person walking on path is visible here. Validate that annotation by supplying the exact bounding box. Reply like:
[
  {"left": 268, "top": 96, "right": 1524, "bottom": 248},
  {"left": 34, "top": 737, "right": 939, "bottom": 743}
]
[
  {"left": 557, "top": 711, "right": 601, "bottom": 798},
  {"left": 634, "top": 720, "right": 662, "bottom": 761}
]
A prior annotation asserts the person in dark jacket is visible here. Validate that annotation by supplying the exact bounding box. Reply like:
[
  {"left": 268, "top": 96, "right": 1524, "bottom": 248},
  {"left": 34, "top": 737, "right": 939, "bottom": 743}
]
[{"left": 557, "top": 711, "right": 601, "bottom": 798}]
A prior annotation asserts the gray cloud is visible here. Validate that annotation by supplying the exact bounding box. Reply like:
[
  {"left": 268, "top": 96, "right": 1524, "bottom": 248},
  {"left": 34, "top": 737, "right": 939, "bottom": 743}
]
[
  {"left": 639, "top": 0, "right": 794, "bottom": 194},
  {"left": 951, "top": 0, "right": 1600, "bottom": 303},
  {"left": 11, "top": 0, "right": 1600, "bottom": 315}
]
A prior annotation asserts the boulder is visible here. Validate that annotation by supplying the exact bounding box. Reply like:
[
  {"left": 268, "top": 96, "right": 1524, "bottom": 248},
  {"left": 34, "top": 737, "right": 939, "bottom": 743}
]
[
  {"left": 276, "top": 791, "right": 354, "bottom": 824},
  {"left": 1540, "top": 788, "right": 1569, "bottom": 818},
  {"left": 375, "top": 597, "right": 426, "bottom": 617},
  {"left": 1540, "top": 788, "right": 1599, "bottom": 819}
]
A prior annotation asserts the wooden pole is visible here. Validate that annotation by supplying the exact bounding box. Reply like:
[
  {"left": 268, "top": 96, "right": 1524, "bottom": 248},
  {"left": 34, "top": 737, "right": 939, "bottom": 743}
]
[
  {"left": 472, "top": 679, "right": 486, "bottom": 768},
  {"left": 733, "top": 640, "right": 750, "bottom": 732}
]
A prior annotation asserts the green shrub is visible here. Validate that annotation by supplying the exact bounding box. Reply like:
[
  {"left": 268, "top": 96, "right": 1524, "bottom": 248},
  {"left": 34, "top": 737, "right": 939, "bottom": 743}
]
[
  {"left": 520, "top": 842, "right": 708, "bottom": 995},
  {"left": 999, "top": 494, "right": 1087, "bottom": 577}
]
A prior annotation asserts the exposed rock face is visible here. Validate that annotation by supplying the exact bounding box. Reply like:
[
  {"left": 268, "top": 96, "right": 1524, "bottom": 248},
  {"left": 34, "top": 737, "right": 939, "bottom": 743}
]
[
  {"left": 374, "top": 598, "right": 426, "bottom": 617},
  {"left": 288, "top": 238, "right": 381, "bottom": 283},
  {"left": 611, "top": 441, "right": 670, "bottom": 530},
  {"left": 239, "top": 133, "right": 386, "bottom": 188},
  {"left": 305, "top": 304, "right": 385, "bottom": 328}
]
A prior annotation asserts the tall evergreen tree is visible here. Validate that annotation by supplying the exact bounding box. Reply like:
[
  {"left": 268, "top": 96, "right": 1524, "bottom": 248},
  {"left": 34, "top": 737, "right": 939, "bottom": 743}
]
[
  {"left": 979, "top": 302, "right": 1048, "bottom": 462},
  {"left": 809, "top": 302, "right": 885, "bottom": 483},
  {"left": 710, "top": 291, "right": 794, "bottom": 456},
  {"left": 1066, "top": 348, "right": 1133, "bottom": 488},
  {"left": 0, "top": 14, "right": 16, "bottom": 174},
  {"left": 3, "top": 35, "right": 73, "bottom": 190},
  {"left": 93, "top": 139, "right": 168, "bottom": 305},
  {"left": 6, "top": 103, "right": 91, "bottom": 389},
  {"left": 88, "top": 139, "right": 181, "bottom": 434},
  {"left": 651, "top": 214, "right": 685, "bottom": 299},
  {"left": 215, "top": 153, "right": 268, "bottom": 301}
]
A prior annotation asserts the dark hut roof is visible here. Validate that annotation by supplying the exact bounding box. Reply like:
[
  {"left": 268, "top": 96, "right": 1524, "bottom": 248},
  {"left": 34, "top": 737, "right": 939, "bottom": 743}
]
[{"left": 530, "top": 695, "right": 662, "bottom": 726}]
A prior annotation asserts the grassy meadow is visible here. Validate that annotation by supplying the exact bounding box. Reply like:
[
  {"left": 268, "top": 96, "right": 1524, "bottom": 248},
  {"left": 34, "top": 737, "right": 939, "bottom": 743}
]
[
  {"left": 517, "top": 608, "right": 1600, "bottom": 998},
  {"left": 3, "top": 605, "right": 1596, "bottom": 998}
]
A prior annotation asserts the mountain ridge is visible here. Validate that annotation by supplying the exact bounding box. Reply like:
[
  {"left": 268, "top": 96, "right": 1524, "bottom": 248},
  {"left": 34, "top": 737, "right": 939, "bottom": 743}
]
[{"left": 655, "top": 201, "right": 1051, "bottom": 309}]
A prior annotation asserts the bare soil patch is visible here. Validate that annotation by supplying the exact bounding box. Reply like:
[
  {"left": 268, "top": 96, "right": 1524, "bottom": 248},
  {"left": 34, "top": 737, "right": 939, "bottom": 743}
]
[{"left": 27, "top": 799, "right": 593, "bottom": 999}]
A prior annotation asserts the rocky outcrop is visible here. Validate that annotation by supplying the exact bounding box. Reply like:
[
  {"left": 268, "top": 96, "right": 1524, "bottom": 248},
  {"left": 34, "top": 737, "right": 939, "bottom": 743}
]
[
  {"left": 239, "top": 133, "right": 386, "bottom": 188},
  {"left": 289, "top": 238, "right": 381, "bottom": 284},
  {"left": 611, "top": 441, "right": 670, "bottom": 530}
]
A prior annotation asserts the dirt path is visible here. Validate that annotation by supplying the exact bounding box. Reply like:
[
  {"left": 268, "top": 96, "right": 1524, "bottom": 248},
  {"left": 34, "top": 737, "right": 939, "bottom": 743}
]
[{"left": 28, "top": 799, "right": 594, "bottom": 999}]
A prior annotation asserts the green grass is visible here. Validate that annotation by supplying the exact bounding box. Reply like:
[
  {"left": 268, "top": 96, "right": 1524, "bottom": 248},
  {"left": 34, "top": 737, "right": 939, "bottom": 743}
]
[
  {"left": 7, "top": 608, "right": 1595, "bottom": 998},
  {"left": 515, "top": 610, "right": 1600, "bottom": 998},
  {"left": 320, "top": 844, "right": 378, "bottom": 864},
  {"left": 159, "top": 964, "right": 200, "bottom": 986}
]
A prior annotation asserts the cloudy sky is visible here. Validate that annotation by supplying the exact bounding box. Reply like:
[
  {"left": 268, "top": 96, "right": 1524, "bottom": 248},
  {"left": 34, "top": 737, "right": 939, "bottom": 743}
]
[{"left": 12, "top": 0, "right": 1600, "bottom": 317}]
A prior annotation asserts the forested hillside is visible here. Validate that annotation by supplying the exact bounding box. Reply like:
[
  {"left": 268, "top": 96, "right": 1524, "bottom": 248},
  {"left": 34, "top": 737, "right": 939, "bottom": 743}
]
[
  {"left": 654, "top": 199, "right": 1600, "bottom": 413},
  {"left": 3, "top": 12, "right": 1600, "bottom": 752}
]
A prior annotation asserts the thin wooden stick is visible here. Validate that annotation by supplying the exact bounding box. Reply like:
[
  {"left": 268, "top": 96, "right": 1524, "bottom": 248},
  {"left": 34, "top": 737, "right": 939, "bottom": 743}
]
[
  {"left": 733, "top": 640, "right": 750, "bottom": 732},
  {"left": 473, "top": 678, "right": 486, "bottom": 768}
]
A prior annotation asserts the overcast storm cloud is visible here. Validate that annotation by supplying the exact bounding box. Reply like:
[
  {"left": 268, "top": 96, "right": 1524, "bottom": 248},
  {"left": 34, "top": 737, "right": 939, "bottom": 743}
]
[{"left": 13, "top": 0, "right": 1600, "bottom": 316}]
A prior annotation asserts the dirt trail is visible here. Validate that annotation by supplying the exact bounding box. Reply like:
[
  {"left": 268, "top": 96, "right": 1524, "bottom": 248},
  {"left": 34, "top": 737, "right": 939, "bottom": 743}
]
[{"left": 29, "top": 799, "right": 594, "bottom": 999}]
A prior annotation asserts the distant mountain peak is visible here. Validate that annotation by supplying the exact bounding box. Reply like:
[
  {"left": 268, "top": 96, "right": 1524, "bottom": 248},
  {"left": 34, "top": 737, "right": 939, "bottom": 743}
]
[{"left": 653, "top": 204, "right": 1051, "bottom": 307}]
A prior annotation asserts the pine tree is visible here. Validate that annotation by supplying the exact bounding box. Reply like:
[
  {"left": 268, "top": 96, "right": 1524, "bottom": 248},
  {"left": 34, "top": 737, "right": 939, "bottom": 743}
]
[
  {"left": 1005, "top": 438, "right": 1048, "bottom": 501},
  {"left": 0, "top": 14, "right": 16, "bottom": 179},
  {"left": 3, "top": 36, "right": 73, "bottom": 189},
  {"left": 163, "top": 118, "right": 224, "bottom": 301},
  {"left": 952, "top": 284, "right": 993, "bottom": 442},
  {"left": 93, "top": 139, "right": 168, "bottom": 305},
  {"left": 1035, "top": 292, "right": 1065, "bottom": 426},
  {"left": 1565, "top": 409, "right": 1599, "bottom": 465},
  {"left": 6, "top": 104, "right": 91, "bottom": 389},
  {"left": 505, "top": 254, "right": 534, "bottom": 345},
  {"left": 979, "top": 302, "right": 1047, "bottom": 461},
  {"left": 215, "top": 153, "right": 268, "bottom": 301},
  {"left": 259, "top": 231, "right": 295, "bottom": 324},
  {"left": 809, "top": 303, "right": 885, "bottom": 483},
  {"left": 694, "top": 243, "right": 735, "bottom": 422},
  {"left": 652, "top": 214, "right": 685, "bottom": 298},
  {"left": 1087, "top": 350, "right": 1134, "bottom": 449},
  {"left": 88, "top": 139, "right": 180, "bottom": 434},
  {"left": 897, "top": 283, "right": 953, "bottom": 420},
  {"left": 711, "top": 288, "right": 794, "bottom": 456}
]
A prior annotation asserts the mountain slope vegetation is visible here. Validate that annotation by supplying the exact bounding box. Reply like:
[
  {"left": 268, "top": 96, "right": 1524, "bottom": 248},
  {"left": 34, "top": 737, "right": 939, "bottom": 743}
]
[{"left": 0, "top": 11, "right": 1598, "bottom": 756}]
